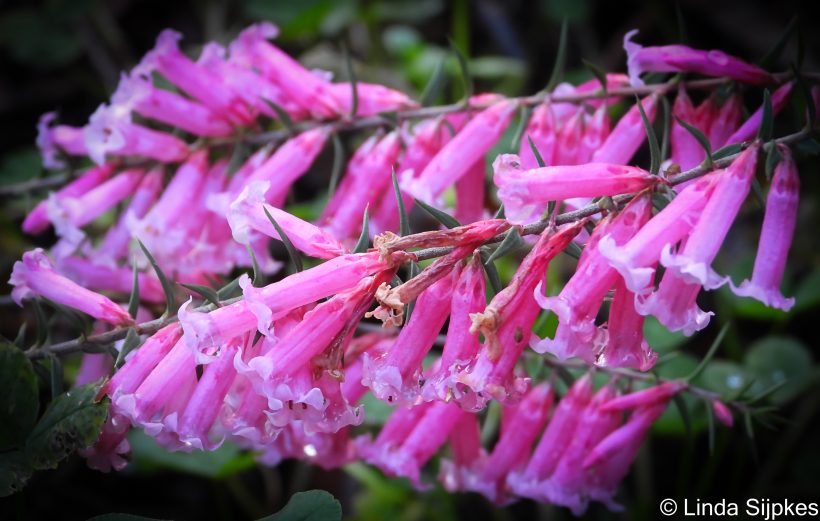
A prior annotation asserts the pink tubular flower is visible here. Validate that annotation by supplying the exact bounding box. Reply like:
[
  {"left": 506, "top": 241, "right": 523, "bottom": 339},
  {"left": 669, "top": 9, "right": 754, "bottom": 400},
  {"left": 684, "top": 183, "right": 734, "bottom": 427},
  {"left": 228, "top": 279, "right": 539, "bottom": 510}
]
[
  {"left": 57, "top": 256, "right": 165, "bottom": 304},
  {"left": 362, "top": 267, "right": 458, "bottom": 405},
  {"left": 180, "top": 252, "right": 392, "bottom": 356},
  {"left": 228, "top": 180, "right": 346, "bottom": 259},
  {"left": 553, "top": 109, "right": 585, "bottom": 165},
  {"left": 401, "top": 99, "right": 517, "bottom": 205},
  {"left": 509, "top": 373, "right": 594, "bottom": 497},
  {"left": 371, "top": 120, "right": 448, "bottom": 234},
  {"left": 597, "top": 278, "right": 657, "bottom": 370},
  {"left": 45, "top": 168, "right": 143, "bottom": 247},
  {"left": 600, "top": 381, "right": 686, "bottom": 412},
  {"left": 330, "top": 82, "right": 419, "bottom": 116},
  {"left": 321, "top": 131, "right": 402, "bottom": 241},
  {"left": 112, "top": 73, "right": 233, "bottom": 137},
  {"left": 457, "top": 222, "right": 584, "bottom": 408},
  {"left": 518, "top": 102, "right": 557, "bottom": 170},
  {"left": 624, "top": 30, "right": 774, "bottom": 87},
  {"left": 358, "top": 401, "right": 469, "bottom": 488},
  {"left": 97, "top": 168, "right": 164, "bottom": 262},
  {"left": 670, "top": 86, "right": 706, "bottom": 170},
  {"left": 455, "top": 159, "right": 487, "bottom": 224},
  {"left": 532, "top": 194, "right": 652, "bottom": 362},
  {"left": 599, "top": 173, "right": 718, "bottom": 294},
  {"left": 582, "top": 402, "right": 667, "bottom": 510},
  {"left": 84, "top": 103, "right": 189, "bottom": 165},
  {"left": 727, "top": 82, "right": 794, "bottom": 144},
  {"left": 104, "top": 324, "right": 183, "bottom": 398},
  {"left": 577, "top": 105, "right": 611, "bottom": 164},
  {"left": 78, "top": 413, "right": 131, "bottom": 473},
  {"left": 36, "top": 112, "right": 88, "bottom": 168},
  {"left": 451, "top": 384, "right": 553, "bottom": 504},
  {"left": 422, "top": 255, "right": 486, "bottom": 401},
  {"left": 23, "top": 164, "right": 116, "bottom": 235},
  {"left": 592, "top": 95, "right": 657, "bottom": 164},
  {"left": 138, "top": 30, "right": 252, "bottom": 125},
  {"left": 712, "top": 399, "right": 734, "bottom": 427},
  {"left": 9, "top": 249, "right": 133, "bottom": 326},
  {"left": 493, "top": 153, "right": 659, "bottom": 225},
  {"left": 732, "top": 144, "right": 798, "bottom": 310},
  {"left": 242, "top": 128, "right": 329, "bottom": 207},
  {"left": 231, "top": 23, "right": 342, "bottom": 118},
  {"left": 707, "top": 94, "right": 742, "bottom": 150},
  {"left": 638, "top": 144, "right": 759, "bottom": 334}
]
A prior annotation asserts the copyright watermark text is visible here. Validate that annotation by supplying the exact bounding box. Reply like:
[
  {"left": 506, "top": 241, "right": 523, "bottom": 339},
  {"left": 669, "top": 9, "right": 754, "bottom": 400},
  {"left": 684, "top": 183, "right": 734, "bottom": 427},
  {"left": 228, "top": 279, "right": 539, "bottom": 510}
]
[{"left": 659, "top": 498, "right": 819, "bottom": 520}]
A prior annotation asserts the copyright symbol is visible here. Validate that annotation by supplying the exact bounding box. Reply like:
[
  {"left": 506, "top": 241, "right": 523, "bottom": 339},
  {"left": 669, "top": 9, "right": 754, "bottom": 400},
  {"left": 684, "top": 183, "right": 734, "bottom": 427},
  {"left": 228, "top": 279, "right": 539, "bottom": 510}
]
[{"left": 660, "top": 499, "right": 677, "bottom": 516}]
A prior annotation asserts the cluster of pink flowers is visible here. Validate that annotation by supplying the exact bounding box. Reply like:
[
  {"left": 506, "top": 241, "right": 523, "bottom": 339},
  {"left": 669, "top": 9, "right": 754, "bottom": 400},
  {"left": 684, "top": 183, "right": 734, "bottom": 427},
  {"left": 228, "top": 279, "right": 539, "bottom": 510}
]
[{"left": 9, "top": 21, "right": 809, "bottom": 514}]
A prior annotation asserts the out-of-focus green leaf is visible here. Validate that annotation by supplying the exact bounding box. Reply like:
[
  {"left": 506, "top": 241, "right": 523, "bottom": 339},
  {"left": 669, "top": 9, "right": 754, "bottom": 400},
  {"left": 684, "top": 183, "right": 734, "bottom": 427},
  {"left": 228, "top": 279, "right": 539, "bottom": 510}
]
[
  {"left": 545, "top": 18, "right": 568, "bottom": 91},
  {"left": 137, "top": 240, "right": 176, "bottom": 316},
  {"left": 0, "top": 148, "right": 41, "bottom": 186},
  {"left": 744, "top": 337, "right": 813, "bottom": 404},
  {"left": 415, "top": 199, "right": 461, "bottom": 229},
  {"left": 258, "top": 490, "right": 342, "bottom": 521},
  {"left": 643, "top": 316, "right": 688, "bottom": 353},
  {"left": 697, "top": 361, "right": 751, "bottom": 398},
  {"left": 128, "top": 431, "right": 255, "bottom": 479},
  {"left": 793, "top": 270, "right": 820, "bottom": 313},
  {"left": 353, "top": 206, "right": 370, "bottom": 253},
  {"left": 0, "top": 8, "right": 82, "bottom": 68},
  {"left": 0, "top": 450, "right": 30, "bottom": 497},
  {"left": 0, "top": 343, "right": 39, "bottom": 451},
  {"left": 87, "top": 515, "right": 170, "bottom": 521}
]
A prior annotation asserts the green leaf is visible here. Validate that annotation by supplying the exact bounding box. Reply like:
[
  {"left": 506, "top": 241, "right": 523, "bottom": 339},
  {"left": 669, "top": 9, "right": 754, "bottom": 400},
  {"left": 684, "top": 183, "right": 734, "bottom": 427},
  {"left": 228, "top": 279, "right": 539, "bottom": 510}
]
[
  {"left": 510, "top": 105, "right": 532, "bottom": 151},
  {"left": 704, "top": 397, "right": 716, "bottom": 454},
  {"left": 660, "top": 96, "right": 671, "bottom": 162},
  {"left": 643, "top": 316, "right": 688, "bottom": 353},
  {"left": 713, "top": 142, "right": 744, "bottom": 161},
  {"left": 404, "top": 261, "right": 420, "bottom": 322},
  {"left": 743, "top": 336, "right": 813, "bottom": 404},
  {"left": 259, "top": 490, "right": 342, "bottom": 521},
  {"left": 758, "top": 16, "right": 797, "bottom": 70},
  {"left": 794, "top": 68, "right": 817, "bottom": 130},
  {"left": 127, "top": 431, "right": 255, "bottom": 479},
  {"left": 0, "top": 344, "right": 39, "bottom": 451},
  {"left": 673, "top": 394, "right": 692, "bottom": 441},
  {"left": 342, "top": 43, "right": 359, "bottom": 118},
  {"left": 698, "top": 361, "right": 751, "bottom": 397},
  {"left": 179, "top": 283, "right": 221, "bottom": 308},
  {"left": 756, "top": 89, "right": 773, "bottom": 142},
  {"left": 527, "top": 135, "right": 546, "bottom": 168},
  {"left": 87, "top": 515, "right": 170, "bottom": 521},
  {"left": 264, "top": 207, "right": 304, "bottom": 273},
  {"left": 26, "top": 383, "right": 108, "bottom": 471},
  {"left": 13, "top": 323, "right": 26, "bottom": 348},
  {"left": 545, "top": 19, "right": 569, "bottom": 92},
  {"left": 328, "top": 133, "right": 345, "bottom": 196},
  {"left": 244, "top": 245, "right": 266, "bottom": 286},
  {"left": 448, "top": 39, "right": 472, "bottom": 102},
  {"left": 391, "top": 168, "right": 410, "bottom": 236},
  {"left": 582, "top": 59, "right": 608, "bottom": 96},
  {"left": 415, "top": 198, "right": 461, "bottom": 229},
  {"left": 764, "top": 144, "right": 781, "bottom": 180},
  {"left": 128, "top": 257, "right": 140, "bottom": 320},
  {"left": 49, "top": 355, "right": 62, "bottom": 401},
  {"left": 0, "top": 450, "right": 31, "bottom": 497},
  {"left": 420, "top": 55, "right": 448, "bottom": 107},
  {"left": 226, "top": 142, "right": 250, "bottom": 176},
  {"left": 485, "top": 228, "right": 524, "bottom": 264},
  {"left": 137, "top": 240, "right": 176, "bottom": 316},
  {"left": 676, "top": 116, "right": 712, "bottom": 167},
  {"left": 353, "top": 206, "right": 370, "bottom": 253},
  {"left": 636, "top": 95, "right": 660, "bottom": 175},
  {"left": 264, "top": 100, "right": 295, "bottom": 134},
  {"left": 33, "top": 299, "right": 48, "bottom": 348},
  {"left": 216, "top": 276, "right": 242, "bottom": 300},
  {"left": 478, "top": 247, "right": 503, "bottom": 295},
  {"left": 115, "top": 329, "right": 143, "bottom": 369},
  {"left": 686, "top": 322, "right": 729, "bottom": 381}
]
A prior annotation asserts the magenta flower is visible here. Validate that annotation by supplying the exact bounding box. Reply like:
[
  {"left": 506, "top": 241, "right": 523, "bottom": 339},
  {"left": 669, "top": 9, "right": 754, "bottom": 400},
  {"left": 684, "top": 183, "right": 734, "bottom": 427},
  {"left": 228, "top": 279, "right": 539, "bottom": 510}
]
[
  {"left": 732, "top": 144, "right": 798, "bottom": 310},
  {"left": 457, "top": 222, "right": 584, "bottom": 408},
  {"left": 10, "top": 248, "right": 133, "bottom": 326},
  {"left": 726, "top": 82, "right": 794, "bottom": 144},
  {"left": 597, "top": 278, "right": 657, "bottom": 370},
  {"left": 600, "top": 381, "right": 686, "bottom": 412},
  {"left": 36, "top": 112, "right": 88, "bottom": 169},
  {"left": 518, "top": 102, "right": 557, "bottom": 170},
  {"left": 84, "top": 103, "right": 189, "bottom": 165},
  {"left": 707, "top": 94, "right": 742, "bottom": 150},
  {"left": 454, "top": 159, "right": 487, "bottom": 224},
  {"left": 22, "top": 164, "right": 116, "bottom": 235},
  {"left": 401, "top": 99, "right": 517, "bottom": 205},
  {"left": 330, "top": 82, "right": 419, "bottom": 116},
  {"left": 104, "top": 324, "right": 183, "bottom": 398},
  {"left": 362, "top": 267, "right": 458, "bottom": 404},
  {"left": 711, "top": 399, "right": 734, "bottom": 427},
  {"left": 494, "top": 153, "right": 659, "bottom": 225},
  {"left": 592, "top": 95, "right": 657, "bottom": 164},
  {"left": 553, "top": 110, "right": 584, "bottom": 165},
  {"left": 577, "top": 105, "right": 611, "bottom": 164},
  {"left": 532, "top": 194, "right": 652, "bottom": 362},
  {"left": 57, "top": 256, "right": 165, "bottom": 305},
  {"left": 228, "top": 180, "right": 346, "bottom": 259},
  {"left": 78, "top": 413, "right": 131, "bottom": 473},
  {"left": 638, "top": 144, "right": 759, "bottom": 334},
  {"left": 670, "top": 86, "right": 706, "bottom": 170},
  {"left": 624, "top": 30, "right": 774, "bottom": 87}
]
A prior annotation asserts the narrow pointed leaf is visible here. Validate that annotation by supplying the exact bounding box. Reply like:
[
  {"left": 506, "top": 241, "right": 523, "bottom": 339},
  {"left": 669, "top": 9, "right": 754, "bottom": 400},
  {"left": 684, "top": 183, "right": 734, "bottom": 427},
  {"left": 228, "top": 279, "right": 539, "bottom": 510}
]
[
  {"left": 128, "top": 256, "right": 140, "bottom": 320},
  {"left": 564, "top": 242, "right": 583, "bottom": 260},
  {"left": 244, "top": 245, "right": 265, "bottom": 287},
  {"left": 420, "top": 56, "right": 448, "bottom": 107},
  {"left": 415, "top": 198, "right": 462, "bottom": 229},
  {"left": 353, "top": 206, "right": 370, "bottom": 253},
  {"left": 764, "top": 144, "right": 781, "bottom": 181},
  {"left": 264, "top": 100, "right": 295, "bottom": 134},
  {"left": 687, "top": 322, "right": 729, "bottom": 381},
  {"left": 712, "top": 142, "right": 744, "bottom": 160},
  {"left": 179, "top": 283, "right": 221, "bottom": 308},
  {"left": 793, "top": 67, "right": 817, "bottom": 130},
  {"left": 137, "top": 240, "right": 175, "bottom": 316},
  {"left": 342, "top": 43, "right": 359, "bottom": 118},
  {"left": 216, "top": 276, "right": 242, "bottom": 300},
  {"left": 227, "top": 142, "right": 250, "bottom": 176},
  {"left": 404, "top": 261, "right": 420, "bottom": 322},
  {"left": 637, "top": 96, "right": 660, "bottom": 175},
  {"left": 48, "top": 355, "right": 62, "bottom": 400},
  {"left": 485, "top": 228, "right": 524, "bottom": 264},
  {"left": 479, "top": 247, "right": 503, "bottom": 295},
  {"left": 660, "top": 96, "right": 671, "bottom": 161},
  {"left": 33, "top": 299, "right": 48, "bottom": 348},
  {"left": 751, "top": 178, "right": 766, "bottom": 208},
  {"left": 673, "top": 394, "right": 692, "bottom": 441},
  {"left": 493, "top": 204, "right": 505, "bottom": 220},
  {"left": 328, "top": 133, "right": 345, "bottom": 196},
  {"left": 13, "top": 324, "right": 26, "bottom": 348},
  {"left": 527, "top": 135, "right": 547, "bottom": 168},
  {"left": 510, "top": 105, "right": 532, "bottom": 151},
  {"left": 263, "top": 207, "right": 304, "bottom": 273},
  {"left": 449, "top": 39, "right": 473, "bottom": 102},
  {"left": 115, "top": 328, "right": 142, "bottom": 369},
  {"left": 391, "top": 168, "right": 410, "bottom": 236},
  {"left": 676, "top": 116, "right": 712, "bottom": 166},
  {"left": 582, "top": 59, "right": 608, "bottom": 97},
  {"left": 756, "top": 89, "right": 773, "bottom": 142},
  {"left": 758, "top": 16, "right": 797, "bottom": 70},
  {"left": 545, "top": 19, "right": 569, "bottom": 92}
]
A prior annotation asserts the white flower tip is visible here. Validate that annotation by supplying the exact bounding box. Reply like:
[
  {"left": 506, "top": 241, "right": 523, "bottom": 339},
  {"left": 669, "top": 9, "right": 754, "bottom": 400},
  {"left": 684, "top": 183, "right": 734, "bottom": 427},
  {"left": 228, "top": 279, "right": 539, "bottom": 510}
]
[{"left": 623, "top": 29, "right": 645, "bottom": 87}]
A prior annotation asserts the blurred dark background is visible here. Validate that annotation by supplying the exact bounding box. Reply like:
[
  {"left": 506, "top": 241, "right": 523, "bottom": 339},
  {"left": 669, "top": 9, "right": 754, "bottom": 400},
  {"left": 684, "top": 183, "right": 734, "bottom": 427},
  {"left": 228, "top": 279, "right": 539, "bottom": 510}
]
[{"left": 1, "top": 1, "right": 819, "bottom": 520}]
